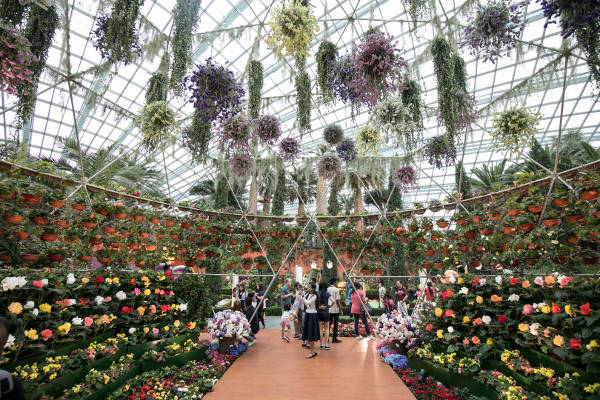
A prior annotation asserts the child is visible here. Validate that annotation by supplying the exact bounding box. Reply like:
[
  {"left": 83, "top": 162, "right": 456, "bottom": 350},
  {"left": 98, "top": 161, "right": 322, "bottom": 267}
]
[
  {"left": 384, "top": 294, "right": 395, "bottom": 313},
  {"left": 281, "top": 303, "right": 291, "bottom": 342}
]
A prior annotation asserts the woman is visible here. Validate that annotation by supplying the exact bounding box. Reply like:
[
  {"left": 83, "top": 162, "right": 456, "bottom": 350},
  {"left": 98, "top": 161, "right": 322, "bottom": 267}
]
[
  {"left": 256, "top": 284, "right": 266, "bottom": 329},
  {"left": 317, "top": 282, "right": 333, "bottom": 350},
  {"left": 350, "top": 283, "right": 374, "bottom": 341},
  {"left": 301, "top": 283, "right": 320, "bottom": 358},
  {"left": 292, "top": 282, "right": 304, "bottom": 339}
]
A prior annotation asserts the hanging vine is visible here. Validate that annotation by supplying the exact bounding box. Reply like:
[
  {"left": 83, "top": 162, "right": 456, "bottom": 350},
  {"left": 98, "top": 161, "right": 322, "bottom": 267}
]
[
  {"left": 431, "top": 36, "right": 458, "bottom": 139},
  {"left": 0, "top": 0, "right": 27, "bottom": 26},
  {"left": 145, "top": 72, "right": 168, "bottom": 104},
  {"left": 401, "top": 79, "right": 424, "bottom": 134},
  {"left": 248, "top": 60, "right": 263, "bottom": 119},
  {"left": 402, "top": 0, "right": 431, "bottom": 30},
  {"left": 183, "top": 114, "right": 212, "bottom": 162},
  {"left": 136, "top": 101, "right": 180, "bottom": 151},
  {"left": 316, "top": 40, "right": 337, "bottom": 103},
  {"left": 170, "top": 0, "right": 202, "bottom": 91},
  {"left": 295, "top": 64, "right": 311, "bottom": 133},
  {"left": 16, "top": 3, "right": 59, "bottom": 128}
]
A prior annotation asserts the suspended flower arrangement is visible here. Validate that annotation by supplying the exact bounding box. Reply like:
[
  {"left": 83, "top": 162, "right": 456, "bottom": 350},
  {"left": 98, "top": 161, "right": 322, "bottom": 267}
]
[
  {"left": 356, "top": 125, "right": 383, "bottom": 155},
  {"left": 329, "top": 54, "right": 370, "bottom": 110},
  {"left": 323, "top": 124, "right": 344, "bottom": 146},
  {"left": 351, "top": 31, "right": 409, "bottom": 106},
  {"left": 316, "top": 153, "right": 343, "bottom": 180},
  {"left": 336, "top": 138, "right": 358, "bottom": 162},
  {"left": 279, "top": 137, "right": 302, "bottom": 162},
  {"left": 264, "top": 0, "right": 319, "bottom": 62},
  {"left": 185, "top": 58, "right": 245, "bottom": 123},
  {"left": 0, "top": 27, "right": 36, "bottom": 95},
  {"left": 91, "top": 0, "right": 144, "bottom": 65},
  {"left": 316, "top": 41, "right": 338, "bottom": 103},
  {"left": 217, "top": 114, "right": 252, "bottom": 153},
  {"left": 370, "top": 97, "right": 420, "bottom": 152},
  {"left": 229, "top": 153, "right": 254, "bottom": 178},
  {"left": 460, "top": 0, "right": 528, "bottom": 63},
  {"left": 423, "top": 134, "right": 457, "bottom": 169},
  {"left": 393, "top": 166, "right": 419, "bottom": 192},
  {"left": 254, "top": 115, "right": 281, "bottom": 146},
  {"left": 136, "top": 101, "right": 180, "bottom": 151},
  {"left": 490, "top": 106, "right": 541, "bottom": 156}
]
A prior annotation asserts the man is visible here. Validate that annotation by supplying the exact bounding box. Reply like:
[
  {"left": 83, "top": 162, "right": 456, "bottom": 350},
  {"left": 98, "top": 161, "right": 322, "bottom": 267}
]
[
  {"left": 280, "top": 278, "right": 294, "bottom": 311},
  {"left": 0, "top": 318, "right": 25, "bottom": 400},
  {"left": 378, "top": 282, "right": 386, "bottom": 308},
  {"left": 395, "top": 281, "right": 408, "bottom": 315},
  {"left": 327, "top": 278, "right": 343, "bottom": 343}
]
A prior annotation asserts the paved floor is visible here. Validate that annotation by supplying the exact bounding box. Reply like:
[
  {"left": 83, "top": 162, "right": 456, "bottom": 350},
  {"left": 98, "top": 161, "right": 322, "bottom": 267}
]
[{"left": 204, "top": 329, "right": 416, "bottom": 400}]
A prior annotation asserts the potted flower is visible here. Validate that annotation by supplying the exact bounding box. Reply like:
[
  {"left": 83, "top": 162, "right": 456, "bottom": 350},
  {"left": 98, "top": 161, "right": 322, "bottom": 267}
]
[
  {"left": 413, "top": 202, "right": 426, "bottom": 215},
  {"left": 428, "top": 199, "right": 442, "bottom": 212},
  {"left": 375, "top": 313, "right": 415, "bottom": 354},
  {"left": 46, "top": 247, "right": 68, "bottom": 263},
  {"left": 207, "top": 310, "right": 251, "bottom": 353},
  {"left": 436, "top": 218, "right": 449, "bottom": 229},
  {"left": 241, "top": 257, "right": 252, "bottom": 271},
  {"left": 222, "top": 255, "right": 241, "bottom": 270},
  {"left": 490, "top": 106, "right": 541, "bottom": 156}
]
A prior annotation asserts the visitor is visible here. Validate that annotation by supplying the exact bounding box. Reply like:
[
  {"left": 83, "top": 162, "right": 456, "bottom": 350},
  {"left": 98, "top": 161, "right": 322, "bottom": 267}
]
[
  {"left": 425, "top": 281, "right": 436, "bottom": 302},
  {"left": 280, "top": 303, "right": 292, "bottom": 342},
  {"left": 317, "top": 282, "right": 333, "bottom": 350},
  {"left": 350, "top": 283, "right": 374, "bottom": 341},
  {"left": 244, "top": 296, "right": 260, "bottom": 337},
  {"left": 378, "top": 282, "right": 386, "bottom": 308},
  {"left": 384, "top": 293, "right": 395, "bottom": 312},
  {"left": 346, "top": 280, "right": 354, "bottom": 311},
  {"left": 327, "top": 277, "right": 343, "bottom": 343},
  {"left": 256, "top": 284, "right": 266, "bottom": 329},
  {"left": 280, "top": 278, "right": 294, "bottom": 312},
  {"left": 301, "top": 283, "right": 320, "bottom": 358},
  {"left": 395, "top": 281, "right": 408, "bottom": 315},
  {"left": 0, "top": 318, "right": 25, "bottom": 400},
  {"left": 234, "top": 282, "right": 248, "bottom": 304},
  {"left": 292, "top": 282, "right": 304, "bottom": 339}
]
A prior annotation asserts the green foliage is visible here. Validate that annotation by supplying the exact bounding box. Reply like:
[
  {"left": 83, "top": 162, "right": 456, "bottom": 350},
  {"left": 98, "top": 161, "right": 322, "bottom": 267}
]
[
  {"left": 402, "top": 0, "right": 430, "bottom": 29},
  {"left": 431, "top": 36, "right": 459, "bottom": 139},
  {"left": 213, "top": 173, "right": 229, "bottom": 210},
  {"left": 248, "top": 60, "right": 263, "bottom": 119},
  {"left": 295, "top": 69, "right": 311, "bottom": 132},
  {"left": 271, "top": 165, "right": 286, "bottom": 215},
  {"left": 104, "top": 0, "right": 144, "bottom": 65},
  {"left": 204, "top": 258, "right": 223, "bottom": 302},
  {"left": 401, "top": 80, "right": 424, "bottom": 135},
  {"left": 170, "top": 0, "right": 202, "bottom": 91},
  {"left": 387, "top": 170, "right": 403, "bottom": 211},
  {"left": 16, "top": 3, "right": 59, "bottom": 128},
  {"left": 184, "top": 115, "right": 212, "bottom": 162},
  {"left": 316, "top": 41, "right": 337, "bottom": 103},
  {"left": 321, "top": 244, "right": 338, "bottom": 284},
  {"left": 356, "top": 125, "right": 383, "bottom": 155},
  {"left": 173, "top": 275, "right": 211, "bottom": 327},
  {"left": 145, "top": 72, "right": 168, "bottom": 104},
  {"left": 490, "top": 106, "right": 541, "bottom": 156},
  {"left": 455, "top": 160, "right": 472, "bottom": 198},
  {"left": 576, "top": 23, "right": 600, "bottom": 97},
  {"left": 327, "top": 177, "right": 344, "bottom": 215},
  {"left": 0, "top": 0, "right": 27, "bottom": 26},
  {"left": 136, "top": 101, "right": 179, "bottom": 151}
]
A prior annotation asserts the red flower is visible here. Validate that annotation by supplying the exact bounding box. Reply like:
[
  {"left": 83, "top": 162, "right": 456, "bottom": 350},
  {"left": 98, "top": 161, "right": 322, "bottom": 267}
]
[
  {"left": 510, "top": 278, "right": 519, "bottom": 286},
  {"left": 121, "top": 306, "right": 133, "bottom": 314},
  {"left": 552, "top": 302, "right": 562, "bottom": 314},
  {"left": 426, "top": 323, "right": 433, "bottom": 331},
  {"left": 130, "top": 278, "right": 136, "bottom": 286},
  {"left": 570, "top": 338, "right": 582, "bottom": 350},
  {"left": 33, "top": 281, "right": 43, "bottom": 288},
  {"left": 94, "top": 276, "right": 104, "bottom": 285},
  {"left": 444, "top": 309, "right": 455, "bottom": 318},
  {"left": 441, "top": 290, "right": 454, "bottom": 300},
  {"left": 580, "top": 303, "right": 592, "bottom": 316},
  {"left": 498, "top": 315, "right": 507, "bottom": 324},
  {"left": 160, "top": 304, "right": 170, "bottom": 313},
  {"left": 165, "top": 270, "right": 173, "bottom": 277}
]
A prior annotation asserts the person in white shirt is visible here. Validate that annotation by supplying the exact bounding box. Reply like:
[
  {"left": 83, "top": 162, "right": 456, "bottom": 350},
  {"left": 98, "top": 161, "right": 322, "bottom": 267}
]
[
  {"left": 327, "top": 277, "right": 343, "bottom": 343},
  {"left": 378, "top": 282, "right": 386, "bottom": 308},
  {"left": 301, "top": 283, "right": 320, "bottom": 359}
]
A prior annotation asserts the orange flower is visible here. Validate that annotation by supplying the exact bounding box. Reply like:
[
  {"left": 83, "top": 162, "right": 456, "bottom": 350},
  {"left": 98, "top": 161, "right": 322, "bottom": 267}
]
[
  {"left": 472, "top": 336, "right": 481, "bottom": 345},
  {"left": 544, "top": 276, "right": 556, "bottom": 286},
  {"left": 473, "top": 317, "right": 483, "bottom": 326},
  {"left": 444, "top": 309, "right": 455, "bottom": 318},
  {"left": 522, "top": 280, "right": 530, "bottom": 288},
  {"left": 154, "top": 288, "right": 160, "bottom": 294},
  {"left": 490, "top": 294, "right": 502, "bottom": 303}
]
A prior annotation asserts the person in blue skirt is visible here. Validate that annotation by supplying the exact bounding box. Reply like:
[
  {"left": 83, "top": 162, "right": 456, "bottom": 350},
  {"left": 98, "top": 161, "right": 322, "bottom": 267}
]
[{"left": 301, "top": 283, "right": 320, "bottom": 359}]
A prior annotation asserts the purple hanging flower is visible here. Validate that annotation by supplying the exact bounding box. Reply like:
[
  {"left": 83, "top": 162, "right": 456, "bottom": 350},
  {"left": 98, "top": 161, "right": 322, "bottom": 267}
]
[
  {"left": 229, "top": 153, "right": 254, "bottom": 178},
  {"left": 423, "top": 135, "right": 457, "bottom": 169},
  {"left": 217, "top": 114, "right": 252, "bottom": 153},
  {"left": 91, "top": 13, "right": 142, "bottom": 64},
  {"left": 317, "top": 153, "right": 344, "bottom": 180},
  {"left": 279, "top": 137, "right": 301, "bottom": 161},
  {"left": 437, "top": 90, "right": 479, "bottom": 130},
  {"left": 393, "top": 166, "right": 419, "bottom": 192},
  {"left": 329, "top": 54, "right": 371, "bottom": 109},
  {"left": 254, "top": 115, "right": 281, "bottom": 146},
  {"left": 185, "top": 58, "right": 245, "bottom": 123},
  {"left": 538, "top": 0, "right": 600, "bottom": 39},
  {"left": 460, "top": 0, "right": 528, "bottom": 63},
  {"left": 0, "top": 29, "right": 37, "bottom": 95},
  {"left": 336, "top": 138, "right": 358, "bottom": 161}
]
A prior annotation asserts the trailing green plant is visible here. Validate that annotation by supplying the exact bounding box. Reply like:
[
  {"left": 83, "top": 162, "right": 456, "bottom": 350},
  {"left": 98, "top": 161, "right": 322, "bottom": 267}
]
[
  {"left": 271, "top": 164, "right": 286, "bottom": 216},
  {"left": 432, "top": 37, "right": 458, "bottom": 138},
  {"left": 576, "top": 27, "right": 600, "bottom": 97},
  {"left": 16, "top": 3, "right": 59, "bottom": 128},
  {"left": 136, "top": 101, "right": 180, "bottom": 151},
  {"left": 356, "top": 125, "right": 383, "bottom": 155},
  {"left": 145, "top": 72, "right": 168, "bottom": 103},
  {"left": 402, "top": 0, "right": 430, "bottom": 29},
  {"left": 370, "top": 96, "right": 420, "bottom": 153},
  {"left": 316, "top": 40, "right": 337, "bottom": 103},
  {"left": 170, "top": 0, "right": 202, "bottom": 91},
  {"left": 213, "top": 172, "right": 229, "bottom": 210},
  {"left": 182, "top": 114, "right": 211, "bottom": 162},
  {"left": 0, "top": 0, "right": 27, "bottom": 26},
  {"left": 248, "top": 60, "right": 263, "bottom": 119},
  {"left": 490, "top": 106, "right": 541, "bottom": 156},
  {"left": 401, "top": 80, "right": 424, "bottom": 135},
  {"left": 296, "top": 69, "right": 311, "bottom": 132},
  {"left": 387, "top": 166, "right": 403, "bottom": 211}
]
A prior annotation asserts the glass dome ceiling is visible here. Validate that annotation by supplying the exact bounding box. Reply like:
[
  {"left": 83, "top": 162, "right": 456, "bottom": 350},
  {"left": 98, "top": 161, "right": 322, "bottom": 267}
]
[{"left": 2, "top": 0, "right": 599, "bottom": 215}]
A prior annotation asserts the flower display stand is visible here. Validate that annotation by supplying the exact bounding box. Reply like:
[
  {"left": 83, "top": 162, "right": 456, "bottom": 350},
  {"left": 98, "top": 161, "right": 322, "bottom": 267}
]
[{"left": 219, "top": 337, "right": 236, "bottom": 354}]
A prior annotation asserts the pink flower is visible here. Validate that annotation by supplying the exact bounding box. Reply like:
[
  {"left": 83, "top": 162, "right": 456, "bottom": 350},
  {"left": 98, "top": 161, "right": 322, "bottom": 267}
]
[
  {"left": 522, "top": 304, "right": 534, "bottom": 316},
  {"left": 104, "top": 296, "right": 112, "bottom": 302},
  {"left": 463, "top": 338, "right": 470, "bottom": 345},
  {"left": 479, "top": 279, "right": 487, "bottom": 286},
  {"left": 150, "top": 305, "right": 157, "bottom": 314},
  {"left": 84, "top": 317, "right": 93, "bottom": 327},
  {"left": 152, "top": 328, "right": 159, "bottom": 334},
  {"left": 543, "top": 328, "right": 551, "bottom": 337},
  {"left": 132, "top": 288, "right": 141, "bottom": 296},
  {"left": 559, "top": 277, "right": 573, "bottom": 288},
  {"left": 33, "top": 281, "right": 43, "bottom": 288},
  {"left": 41, "top": 329, "right": 52, "bottom": 341},
  {"left": 534, "top": 276, "right": 544, "bottom": 287}
]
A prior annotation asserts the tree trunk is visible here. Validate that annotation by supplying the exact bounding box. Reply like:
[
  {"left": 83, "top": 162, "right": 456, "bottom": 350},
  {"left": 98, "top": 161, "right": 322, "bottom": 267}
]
[
  {"left": 354, "top": 185, "right": 363, "bottom": 232},
  {"left": 262, "top": 191, "right": 272, "bottom": 227},
  {"left": 248, "top": 170, "right": 258, "bottom": 224},
  {"left": 297, "top": 197, "right": 305, "bottom": 216},
  {"left": 316, "top": 175, "right": 327, "bottom": 226}
]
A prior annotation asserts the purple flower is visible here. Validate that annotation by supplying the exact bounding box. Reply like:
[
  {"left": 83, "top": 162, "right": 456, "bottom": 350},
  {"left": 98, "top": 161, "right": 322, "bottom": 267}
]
[
  {"left": 229, "top": 153, "right": 254, "bottom": 177},
  {"left": 423, "top": 135, "right": 457, "bottom": 169},
  {"left": 393, "top": 166, "right": 419, "bottom": 192},
  {"left": 336, "top": 138, "right": 358, "bottom": 161},
  {"left": 91, "top": 14, "right": 142, "bottom": 64},
  {"left": 279, "top": 137, "right": 301, "bottom": 162},
  {"left": 538, "top": 0, "right": 600, "bottom": 39},
  {"left": 316, "top": 153, "right": 344, "bottom": 180},
  {"left": 254, "top": 115, "right": 282, "bottom": 146},
  {"left": 217, "top": 114, "right": 252, "bottom": 153}
]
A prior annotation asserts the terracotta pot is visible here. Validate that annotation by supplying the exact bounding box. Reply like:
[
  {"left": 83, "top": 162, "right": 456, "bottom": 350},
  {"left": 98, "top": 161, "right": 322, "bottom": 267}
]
[
  {"left": 481, "top": 229, "right": 494, "bottom": 236},
  {"left": 431, "top": 235, "right": 440, "bottom": 242},
  {"left": 525, "top": 259, "right": 536, "bottom": 266},
  {"left": 218, "top": 337, "right": 236, "bottom": 354},
  {"left": 459, "top": 246, "right": 470, "bottom": 253},
  {"left": 256, "top": 264, "right": 265, "bottom": 270},
  {"left": 135, "top": 261, "right": 146, "bottom": 267},
  {"left": 103, "top": 226, "right": 116, "bottom": 234},
  {"left": 23, "top": 194, "right": 41, "bottom": 204},
  {"left": 40, "top": 233, "right": 59, "bottom": 242},
  {"left": 0, "top": 254, "right": 11, "bottom": 262},
  {"left": 456, "top": 219, "right": 467, "bottom": 226},
  {"left": 408, "top": 225, "right": 418, "bottom": 232},
  {"left": 589, "top": 232, "right": 600, "bottom": 241},
  {"left": 149, "top": 218, "right": 160, "bottom": 225},
  {"left": 464, "top": 231, "right": 477, "bottom": 239},
  {"left": 83, "top": 222, "right": 97, "bottom": 229},
  {"left": 414, "top": 208, "right": 426, "bottom": 215},
  {"left": 567, "top": 236, "right": 579, "bottom": 243},
  {"left": 449, "top": 235, "right": 459, "bottom": 240},
  {"left": 472, "top": 216, "right": 481, "bottom": 223},
  {"left": 164, "top": 220, "right": 175, "bottom": 227},
  {"left": 55, "top": 220, "right": 70, "bottom": 228},
  {"left": 422, "top": 262, "right": 431, "bottom": 269},
  {"left": 519, "top": 223, "right": 534, "bottom": 232},
  {"left": 476, "top": 246, "right": 485, "bottom": 252},
  {"left": 581, "top": 190, "right": 599, "bottom": 201},
  {"left": 140, "top": 232, "right": 150, "bottom": 238},
  {"left": 178, "top": 248, "right": 188, "bottom": 254},
  {"left": 77, "top": 255, "right": 91, "bottom": 262},
  {"left": 434, "top": 262, "right": 444, "bottom": 269},
  {"left": 99, "top": 257, "right": 111, "bottom": 264},
  {"left": 416, "top": 237, "right": 424, "bottom": 243},
  {"left": 227, "top": 263, "right": 236, "bottom": 270},
  {"left": 582, "top": 257, "right": 599, "bottom": 265},
  {"left": 0, "top": 191, "right": 15, "bottom": 199},
  {"left": 31, "top": 216, "right": 48, "bottom": 226},
  {"left": 128, "top": 243, "right": 139, "bottom": 250},
  {"left": 469, "top": 260, "right": 481, "bottom": 268},
  {"left": 47, "top": 254, "right": 65, "bottom": 262},
  {"left": 442, "top": 249, "right": 451, "bottom": 255},
  {"left": 170, "top": 234, "right": 179, "bottom": 240},
  {"left": 71, "top": 203, "right": 85, "bottom": 211},
  {"left": 502, "top": 227, "right": 515, "bottom": 234},
  {"left": 50, "top": 200, "right": 65, "bottom": 208},
  {"left": 395, "top": 227, "right": 405, "bottom": 236},
  {"left": 155, "top": 234, "right": 165, "bottom": 240},
  {"left": 425, "top": 250, "right": 435, "bottom": 256},
  {"left": 507, "top": 209, "right": 520, "bottom": 217},
  {"left": 98, "top": 209, "right": 109, "bottom": 216},
  {"left": 423, "top": 225, "right": 432, "bottom": 231},
  {"left": 195, "top": 251, "right": 205, "bottom": 260},
  {"left": 528, "top": 204, "right": 543, "bottom": 213},
  {"left": 14, "top": 231, "right": 28, "bottom": 240},
  {"left": 5, "top": 215, "right": 24, "bottom": 224},
  {"left": 21, "top": 254, "right": 39, "bottom": 262},
  {"left": 114, "top": 213, "right": 127, "bottom": 220},
  {"left": 400, "top": 237, "right": 408, "bottom": 243},
  {"left": 542, "top": 219, "right": 561, "bottom": 228},
  {"left": 132, "top": 215, "right": 143, "bottom": 222},
  {"left": 89, "top": 238, "right": 101, "bottom": 246},
  {"left": 145, "top": 245, "right": 157, "bottom": 252},
  {"left": 488, "top": 214, "right": 501, "bottom": 221},
  {"left": 436, "top": 221, "right": 449, "bottom": 228},
  {"left": 567, "top": 215, "right": 584, "bottom": 224},
  {"left": 553, "top": 198, "right": 569, "bottom": 208},
  {"left": 554, "top": 256, "right": 569, "bottom": 264}
]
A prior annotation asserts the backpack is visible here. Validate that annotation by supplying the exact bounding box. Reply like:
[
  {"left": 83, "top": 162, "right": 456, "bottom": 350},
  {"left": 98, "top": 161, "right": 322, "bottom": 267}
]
[{"left": 0, "top": 370, "right": 15, "bottom": 399}]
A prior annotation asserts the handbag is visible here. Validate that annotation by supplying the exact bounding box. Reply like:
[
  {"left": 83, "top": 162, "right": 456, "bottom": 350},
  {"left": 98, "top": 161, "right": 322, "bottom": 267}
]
[{"left": 360, "top": 301, "right": 372, "bottom": 314}]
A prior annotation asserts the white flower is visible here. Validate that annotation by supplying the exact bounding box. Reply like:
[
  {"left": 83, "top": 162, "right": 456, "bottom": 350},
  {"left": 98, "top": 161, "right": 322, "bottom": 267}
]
[
  {"left": 495, "top": 276, "right": 502, "bottom": 284},
  {"left": 459, "top": 287, "right": 469, "bottom": 295},
  {"left": 448, "top": 276, "right": 456, "bottom": 284},
  {"left": 128, "top": 328, "right": 136, "bottom": 334},
  {"left": 41, "top": 279, "right": 48, "bottom": 286},
  {"left": 115, "top": 291, "right": 127, "bottom": 301},
  {"left": 69, "top": 299, "right": 76, "bottom": 306},
  {"left": 482, "top": 315, "right": 491, "bottom": 325},
  {"left": 2, "top": 276, "right": 27, "bottom": 291},
  {"left": 66, "top": 273, "right": 75, "bottom": 285},
  {"left": 479, "top": 279, "right": 487, "bottom": 286},
  {"left": 32, "top": 308, "right": 39, "bottom": 316},
  {"left": 529, "top": 322, "right": 541, "bottom": 336},
  {"left": 72, "top": 317, "right": 83, "bottom": 325},
  {"left": 447, "top": 326, "right": 454, "bottom": 333},
  {"left": 508, "top": 294, "right": 520, "bottom": 302},
  {"left": 24, "top": 301, "right": 34, "bottom": 309},
  {"left": 95, "top": 296, "right": 104, "bottom": 305},
  {"left": 17, "top": 277, "right": 26, "bottom": 287},
  {"left": 6, "top": 334, "right": 15, "bottom": 348},
  {"left": 179, "top": 303, "right": 188, "bottom": 312}
]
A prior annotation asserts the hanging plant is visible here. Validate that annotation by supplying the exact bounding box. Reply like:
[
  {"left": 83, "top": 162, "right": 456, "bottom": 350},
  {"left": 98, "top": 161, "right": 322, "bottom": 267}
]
[
  {"left": 317, "top": 153, "right": 343, "bottom": 180},
  {"left": 336, "top": 138, "right": 358, "bottom": 162},
  {"left": 229, "top": 153, "right": 254, "bottom": 178},
  {"left": 279, "top": 137, "right": 301, "bottom": 161},
  {"left": 316, "top": 41, "right": 338, "bottom": 103},
  {"left": 248, "top": 60, "right": 263, "bottom": 119},
  {"left": 423, "top": 134, "right": 457, "bottom": 169},
  {"left": 330, "top": 54, "right": 368, "bottom": 111},
  {"left": 136, "top": 101, "right": 180, "bottom": 151},
  {"left": 182, "top": 115, "right": 211, "bottom": 161},
  {"left": 296, "top": 70, "right": 311, "bottom": 132},
  {"left": 217, "top": 114, "right": 252, "bottom": 153},
  {"left": 0, "top": 27, "right": 36, "bottom": 96},
  {"left": 461, "top": 0, "right": 527, "bottom": 63},
  {"left": 356, "top": 125, "right": 383, "bottom": 155},
  {"left": 490, "top": 106, "right": 541, "bottom": 156},
  {"left": 170, "top": 0, "right": 202, "bottom": 90},
  {"left": 452, "top": 54, "right": 478, "bottom": 130},
  {"left": 0, "top": 0, "right": 27, "bottom": 26},
  {"left": 402, "top": 0, "right": 430, "bottom": 29},
  {"left": 264, "top": 0, "right": 319, "bottom": 62},
  {"left": 254, "top": 114, "right": 281, "bottom": 146},
  {"left": 323, "top": 124, "right": 344, "bottom": 145},
  {"left": 185, "top": 58, "right": 245, "bottom": 123},
  {"left": 431, "top": 37, "right": 458, "bottom": 138},
  {"left": 393, "top": 166, "right": 419, "bottom": 192},
  {"left": 91, "top": 0, "right": 144, "bottom": 65},
  {"left": 351, "top": 31, "right": 409, "bottom": 106},
  {"left": 145, "top": 72, "right": 168, "bottom": 103},
  {"left": 370, "top": 96, "right": 420, "bottom": 152},
  {"left": 401, "top": 80, "right": 424, "bottom": 135},
  {"left": 17, "top": 3, "right": 59, "bottom": 127},
  {"left": 577, "top": 28, "right": 600, "bottom": 96}
]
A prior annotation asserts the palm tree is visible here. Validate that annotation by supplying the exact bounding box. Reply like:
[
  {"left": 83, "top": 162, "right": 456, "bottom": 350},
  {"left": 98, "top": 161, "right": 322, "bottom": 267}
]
[
  {"left": 188, "top": 159, "right": 247, "bottom": 210},
  {"left": 339, "top": 193, "right": 354, "bottom": 215},
  {"left": 286, "top": 164, "right": 317, "bottom": 216},
  {"left": 469, "top": 159, "right": 520, "bottom": 193},
  {"left": 258, "top": 163, "right": 278, "bottom": 215},
  {"left": 346, "top": 158, "right": 385, "bottom": 230}
]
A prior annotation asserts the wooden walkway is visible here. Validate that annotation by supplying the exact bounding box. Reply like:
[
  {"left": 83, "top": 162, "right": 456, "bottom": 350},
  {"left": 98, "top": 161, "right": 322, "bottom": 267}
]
[{"left": 204, "top": 329, "right": 416, "bottom": 400}]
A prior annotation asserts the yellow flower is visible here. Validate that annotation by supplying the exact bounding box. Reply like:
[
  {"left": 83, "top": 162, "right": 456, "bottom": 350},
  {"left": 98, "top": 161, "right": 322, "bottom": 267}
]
[
  {"left": 58, "top": 322, "right": 71, "bottom": 335},
  {"left": 144, "top": 289, "right": 151, "bottom": 296},
  {"left": 187, "top": 322, "right": 196, "bottom": 330},
  {"left": 553, "top": 392, "right": 568, "bottom": 400},
  {"left": 159, "top": 276, "right": 165, "bottom": 281},
  {"left": 553, "top": 335, "right": 565, "bottom": 347},
  {"left": 25, "top": 329, "right": 38, "bottom": 340},
  {"left": 8, "top": 302, "right": 23, "bottom": 315},
  {"left": 486, "top": 338, "right": 493, "bottom": 345},
  {"left": 49, "top": 373, "right": 57, "bottom": 381},
  {"left": 584, "top": 383, "right": 600, "bottom": 394},
  {"left": 105, "top": 278, "right": 112, "bottom": 284},
  {"left": 476, "top": 296, "right": 483, "bottom": 304},
  {"left": 541, "top": 305, "right": 551, "bottom": 314},
  {"left": 586, "top": 340, "right": 599, "bottom": 351},
  {"left": 436, "top": 329, "right": 444, "bottom": 339},
  {"left": 174, "top": 320, "right": 180, "bottom": 327},
  {"left": 462, "top": 316, "right": 471, "bottom": 324},
  {"left": 39, "top": 303, "right": 52, "bottom": 313},
  {"left": 143, "top": 327, "right": 149, "bottom": 334},
  {"left": 137, "top": 306, "right": 145, "bottom": 316},
  {"left": 163, "top": 326, "right": 170, "bottom": 332},
  {"left": 565, "top": 305, "right": 575, "bottom": 317},
  {"left": 457, "top": 278, "right": 464, "bottom": 285},
  {"left": 82, "top": 277, "right": 89, "bottom": 284},
  {"left": 113, "top": 277, "right": 119, "bottom": 284},
  {"left": 435, "top": 307, "right": 443, "bottom": 317},
  {"left": 518, "top": 323, "right": 529, "bottom": 332}
]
